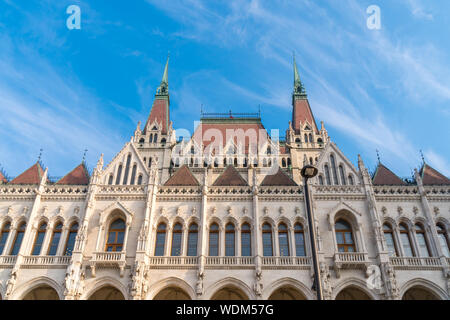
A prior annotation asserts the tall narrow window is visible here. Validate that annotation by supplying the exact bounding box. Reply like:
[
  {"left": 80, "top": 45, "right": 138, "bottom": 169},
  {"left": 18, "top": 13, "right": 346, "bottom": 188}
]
[
  {"left": 137, "top": 174, "right": 143, "bottom": 185},
  {"left": 130, "top": 165, "right": 137, "bottom": 185},
  {"left": 32, "top": 222, "right": 47, "bottom": 255},
  {"left": 399, "top": 223, "right": 414, "bottom": 257},
  {"left": 383, "top": 223, "right": 398, "bottom": 257},
  {"left": 278, "top": 223, "right": 290, "bottom": 256},
  {"left": 241, "top": 223, "right": 251, "bottom": 257},
  {"left": 330, "top": 155, "right": 338, "bottom": 185},
  {"left": 348, "top": 174, "right": 354, "bottom": 185},
  {"left": 154, "top": 223, "right": 166, "bottom": 256},
  {"left": 304, "top": 134, "right": 308, "bottom": 143},
  {"left": 318, "top": 175, "right": 324, "bottom": 185},
  {"left": 154, "top": 134, "right": 158, "bottom": 143},
  {"left": 437, "top": 224, "right": 450, "bottom": 258},
  {"left": 309, "top": 134, "right": 313, "bottom": 143},
  {"left": 105, "top": 219, "right": 125, "bottom": 252},
  {"left": 122, "top": 154, "right": 132, "bottom": 185},
  {"left": 225, "top": 223, "right": 235, "bottom": 256},
  {"left": 187, "top": 224, "right": 198, "bottom": 256},
  {"left": 48, "top": 222, "right": 63, "bottom": 256},
  {"left": 0, "top": 222, "right": 11, "bottom": 255},
  {"left": 339, "top": 165, "right": 346, "bottom": 185},
  {"left": 64, "top": 222, "right": 78, "bottom": 256},
  {"left": 294, "top": 223, "right": 306, "bottom": 257},
  {"left": 171, "top": 223, "right": 183, "bottom": 256},
  {"left": 415, "top": 223, "right": 431, "bottom": 257},
  {"left": 115, "top": 165, "right": 123, "bottom": 185},
  {"left": 335, "top": 219, "right": 355, "bottom": 252},
  {"left": 108, "top": 175, "right": 113, "bottom": 185},
  {"left": 209, "top": 223, "right": 219, "bottom": 256},
  {"left": 10, "top": 222, "right": 26, "bottom": 256},
  {"left": 262, "top": 223, "right": 273, "bottom": 256},
  {"left": 324, "top": 165, "right": 331, "bottom": 185}
]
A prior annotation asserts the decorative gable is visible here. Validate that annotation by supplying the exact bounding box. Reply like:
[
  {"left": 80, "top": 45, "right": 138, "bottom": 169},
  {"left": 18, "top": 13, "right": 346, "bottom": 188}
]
[
  {"left": 9, "top": 162, "right": 45, "bottom": 185},
  {"left": 372, "top": 163, "right": 406, "bottom": 185},
  {"left": 164, "top": 165, "right": 200, "bottom": 186},
  {"left": 56, "top": 163, "right": 90, "bottom": 185},
  {"left": 213, "top": 166, "right": 248, "bottom": 186},
  {"left": 261, "top": 168, "right": 297, "bottom": 186}
]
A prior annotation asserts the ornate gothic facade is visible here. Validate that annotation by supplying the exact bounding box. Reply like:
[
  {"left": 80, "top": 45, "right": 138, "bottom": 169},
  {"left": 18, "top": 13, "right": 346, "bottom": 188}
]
[{"left": 0, "top": 57, "right": 449, "bottom": 300}]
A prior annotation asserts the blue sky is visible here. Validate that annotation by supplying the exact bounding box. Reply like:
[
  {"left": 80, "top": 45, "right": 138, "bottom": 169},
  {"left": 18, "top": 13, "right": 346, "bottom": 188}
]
[{"left": 0, "top": 0, "right": 449, "bottom": 179}]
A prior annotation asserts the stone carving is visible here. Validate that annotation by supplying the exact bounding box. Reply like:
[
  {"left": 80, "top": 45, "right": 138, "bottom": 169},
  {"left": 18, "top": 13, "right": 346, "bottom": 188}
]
[{"left": 319, "top": 262, "right": 332, "bottom": 300}]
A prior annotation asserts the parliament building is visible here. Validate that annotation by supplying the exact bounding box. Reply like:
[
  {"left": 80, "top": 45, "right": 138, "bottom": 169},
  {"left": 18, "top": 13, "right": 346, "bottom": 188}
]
[{"left": 0, "top": 57, "right": 449, "bottom": 300}]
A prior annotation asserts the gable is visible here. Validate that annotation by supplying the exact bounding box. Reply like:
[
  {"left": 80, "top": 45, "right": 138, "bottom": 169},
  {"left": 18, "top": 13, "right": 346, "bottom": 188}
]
[
  {"left": 164, "top": 165, "right": 200, "bottom": 186},
  {"left": 372, "top": 163, "right": 406, "bottom": 185},
  {"left": 260, "top": 168, "right": 297, "bottom": 186},
  {"left": 10, "top": 163, "right": 44, "bottom": 185},
  {"left": 213, "top": 166, "right": 248, "bottom": 186},
  {"left": 56, "top": 163, "right": 90, "bottom": 185},
  {"left": 421, "top": 164, "right": 450, "bottom": 185}
]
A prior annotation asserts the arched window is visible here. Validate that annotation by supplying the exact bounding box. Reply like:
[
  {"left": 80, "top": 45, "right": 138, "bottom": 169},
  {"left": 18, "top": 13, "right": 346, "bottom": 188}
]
[
  {"left": 295, "top": 138, "right": 301, "bottom": 144},
  {"left": 223, "top": 158, "right": 227, "bottom": 167},
  {"left": 278, "top": 223, "right": 290, "bottom": 256},
  {"left": 187, "top": 223, "right": 198, "bottom": 256},
  {"left": 282, "top": 159, "right": 287, "bottom": 167},
  {"left": 225, "top": 223, "right": 235, "bottom": 256},
  {"left": 10, "top": 222, "right": 26, "bottom": 256},
  {"left": 317, "top": 138, "right": 323, "bottom": 146},
  {"left": 241, "top": 223, "right": 251, "bottom": 256},
  {"left": 150, "top": 134, "right": 153, "bottom": 143},
  {"left": 191, "top": 146, "right": 195, "bottom": 155},
  {"left": 171, "top": 223, "right": 183, "bottom": 256},
  {"left": 318, "top": 175, "right": 324, "bottom": 185},
  {"left": 339, "top": 165, "right": 346, "bottom": 185},
  {"left": 309, "top": 157, "right": 313, "bottom": 165},
  {"left": 161, "top": 138, "right": 166, "bottom": 146},
  {"left": 137, "top": 174, "right": 143, "bottom": 185},
  {"left": 399, "top": 223, "right": 414, "bottom": 257},
  {"left": 309, "top": 134, "right": 313, "bottom": 143},
  {"left": 287, "top": 158, "right": 292, "bottom": 167},
  {"left": 48, "top": 222, "right": 63, "bottom": 256},
  {"left": 243, "top": 158, "right": 248, "bottom": 168},
  {"left": 233, "top": 158, "right": 238, "bottom": 167},
  {"left": 294, "top": 223, "right": 306, "bottom": 257},
  {"left": 0, "top": 222, "right": 11, "bottom": 255},
  {"left": 149, "top": 157, "right": 153, "bottom": 168},
  {"left": 415, "top": 223, "right": 431, "bottom": 257},
  {"left": 115, "top": 165, "right": 123, "bottom": 185},
  {"left": 209, "top": 223, "right": 219, "bottom": 256},
  {"left": 335, "top": 219, "right": 355, "bottom": 252},
  {"left": 436, "top": 224, "right": 450, "bottom": 257},
  {"left": 304, "top": 134, "right": 308, "bottom": 143},
  {"left": 348, "top": 174, "right": 354, "bottom": 185},
  {"left": 155, "top": 223, "right": 167, "bottom": 256},
  {"left": 262, "top": 223, "right": 273, "bottom": 256},
  {"left": 383, "top": 223, "right": 398, "bottom": 257},
  {"left": 267, "top": 147, "right": 272, "bottom": 155},
  {"left": 32, "top": 222, "right": 47, "bottom": 255},
  {"left": 330, "top": 155, "right": 338, "bottom": 185},
  {"left": 324, "top": 165, "right": 331, "bottom": 185},
  {"left": 130, "top": 165, "right": 137, "bottom": 185},
  {"left": 153, "top": 134, "right": 158, "bottom": 143},
  {"left": 105, "top": 219, "right": 125, "bottom": 252},
  {"left": 122, "top": 154, "right": 132, "bottom": 184},
  {"left": 108, "top": 175, "right": 113, "bottom": 185},
  {"left": 214, "top": 158, "right": 219, "bottom": 168},
  {"left": 64, "top": 222, "right": 78, "bottom": 256}
]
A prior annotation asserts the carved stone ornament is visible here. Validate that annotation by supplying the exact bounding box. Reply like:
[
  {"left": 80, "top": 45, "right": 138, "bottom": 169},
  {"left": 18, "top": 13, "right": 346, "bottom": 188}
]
[
  {"left": 413, "top": 206, "right": 418, "bottom": 216},
  {"left": 295, "top": 207, "right": 301, "bottom": 215},
  {"left": 279, "top": 207, "right": 285, "bottom": 216},
  {"left": 381, "top": 207, "right": 387, "bottom": 215},
  {"left": 191, "top": 207, "right": 197, "bottom": 215},
  {"left": 397, "top": 206, "right": 403, "bottom": 216},
  {"left": 74, "top": 206, "right": 80, "bottom": 215},
  {"left": 242, "top": 207, "right": 248, "bottom": 215},
  {"left": 263, "top": 207, "right": 269, "bottom": 216},
  {"left": 434, "top": 207, "right": 440, "bottom": 216},
  {"left": 211, "top": 207, "right": 217, "bottom": 215}
]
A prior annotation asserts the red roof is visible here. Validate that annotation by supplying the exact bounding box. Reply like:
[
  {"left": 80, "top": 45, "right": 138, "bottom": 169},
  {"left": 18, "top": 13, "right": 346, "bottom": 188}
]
[
  {"left": 0, "top": 171, "right": 7, "bottom": 184},
  {"left": 213, "top": 166, "right": 248, "bottom": 186},
  {"left": 372, "top": 163, "right": 406, "bottom": 185},
  {"left": 145, "top": 97, "right": 170, "bottom": 134},
  {"left": 56, "top": 163, "right": 90, "bottom": 185},
  {"left": 164, "top": 165, "right": 200, "bottom": 186},
  {"left": 261, "top": 168, "right": 297, "bottom": 186},
  {"left": 421, "top": 164, "right": 450, "bottom": 185},
  {"left": 292, "top": 98, "right": 319, "bottom": 134},
  {"left": 10, "top": 163, "right": 45, "bottom": 185}
]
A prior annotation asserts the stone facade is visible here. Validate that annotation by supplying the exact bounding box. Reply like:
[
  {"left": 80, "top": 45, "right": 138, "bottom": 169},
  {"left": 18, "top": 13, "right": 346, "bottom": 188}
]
[{"left": 0, "top": 57, "right": 449, "bottom": 300}]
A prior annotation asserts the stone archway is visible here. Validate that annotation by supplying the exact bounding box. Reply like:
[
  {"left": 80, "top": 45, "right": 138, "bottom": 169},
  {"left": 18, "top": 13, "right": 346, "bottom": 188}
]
[
  {"left": 402, "top": 287, "right": 441, "bottom": 300},
  {"left": 153, "top": 287, "right": 191, "bottom": 300},
  {"left": 211, "top": 287, "right": 249, "bottom": 300},
  {"left": 88, "top": 286, "right": 125, "bottom": 300},
  {"left": 268, "top": 286, "right": 307, "bottom": 300},
  {"left": 335, "top": 286, "right": 372, "bottom": 300},
  {"left": 23, "top": 285, "right": 59, "bottom": 300}
]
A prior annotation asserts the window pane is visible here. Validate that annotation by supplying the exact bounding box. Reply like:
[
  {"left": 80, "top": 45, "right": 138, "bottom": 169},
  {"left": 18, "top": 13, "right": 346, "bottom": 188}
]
[
  {"left": 187, "top": 232, "right": 198, "bottom": 256},
  {"left": 32, "top": 232, "right": 46, "bottom": 256},
  {"left": 171, "top": 232, "right": 182, "bottom": 256},
  {"left": 241, "top": 232, "right": 251, "bottom": 256},
  {"left": 279, "top": 233, "right": 289, "bottom": 256},
  {"left": 117, "top": 232, "right": 125, "bottom": 244},
  {"left": 438, "top": 234, "right": 450, "bottom": 258},
  {"left": 107, "top": 232, "right": 116, "bottom": 244},
  {"left": 155, "top": 233, "right": 166, "bottom": 256},
  {"left": 263, "top": 233, "right": 273, "bottom": 256},
  {"left": 295, "top": 233, "right": 306, "bottom": 257},
  {"left": 384, "top": 233, "right": 396, "bottom": 256},
  {"left": 11, "top": 232, "right": 24, "bottom": 256},
  {"left": 65, "top": 232, "right": 77, "bottom": 256},
  {"left": 344, "top": 232, "right": 354, "bottom": 244},
  {"left": 347, "top": 246, "right": 355, "bottom": 252},
  {"left": 225, "top": 233, "right": 235, "bottom": 256},
  {"left": 209, "top": 233, "right": 219, "bottom": 256},
  {"left": 338, "top": 246, "right": 346, "bottom": 253},
  {"left": 336, "top": 232, "right": 344, "bottom": 244},
  {"left": 0, "top": 232, "right": 9, "bottom": 255},
  {"left": 48, "top": 232, "right": 61, "bottom": 256},
  {"left": 416, "top": 233, "right": 430, "bottom": 257},
  {"left": 401, "top": 233, "right": 413, "bottom": 257}
]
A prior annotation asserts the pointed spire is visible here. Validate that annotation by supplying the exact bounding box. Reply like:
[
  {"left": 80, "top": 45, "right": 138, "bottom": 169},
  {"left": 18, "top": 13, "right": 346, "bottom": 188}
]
[
  {"left": 156, "top": 53, "right": 170, "bottom": 96},
  {"left": 162, "top": 52, "right": 169, "bottom": 85},
  {"left": 293, "top": 52, "right": 306, "bottom": 96}
]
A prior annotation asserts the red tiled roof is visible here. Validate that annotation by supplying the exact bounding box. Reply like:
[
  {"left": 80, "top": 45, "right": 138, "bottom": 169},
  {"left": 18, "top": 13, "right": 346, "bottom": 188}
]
[
  {"left": 421, "top": 164, "right": 450, "bottom": 185},
  {"left": 292, "top": 98, "right": 319, "bottom": 134},
  {"left": 145, "top": 97, "right": 170, "bottom": 134},
  {"left": 213, "top": 165, "right": 248, "bottom": 186},
  {"left": 0, "top": 171, "right": 7, "bottom": 184},
  {"left": 164, "top": 165, "right": 200, "bottom": 186},
  {"left": 260, "top": 168, "right": 297, "bottom": 186},
  {"left": 56, "top": 163, "right": 90, "bottom": 185},
  {"left": 10, "top": 163, "right": 44, "bottom": 185},
  {"left": 372, "top": 163, "right": 406, "bottom": 185}
]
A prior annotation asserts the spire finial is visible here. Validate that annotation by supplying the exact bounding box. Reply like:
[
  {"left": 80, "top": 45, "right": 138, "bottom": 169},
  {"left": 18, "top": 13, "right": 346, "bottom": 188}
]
[
  {"left": 376, "top": 149, "right": 381, "bottom": 164},
  {"left": 420, "top": 149, "right": 425, "bottom": 164},
  {"left": 37, "top": 148, "right": 43, "bottom": 163},
  {"left": 293, "top": 52, "right": 306, "bottom": 96},
  {"left": 82, "top": 149, "right": 88, "bottom": 163},
  {"left": 156, "top": 53, "right": 170, "bottom": 95}
]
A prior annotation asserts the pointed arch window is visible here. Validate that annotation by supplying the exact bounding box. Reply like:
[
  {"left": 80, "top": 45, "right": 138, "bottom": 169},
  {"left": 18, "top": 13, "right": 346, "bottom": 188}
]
[
  {"left": 108, "top": 174, "right": 113, "bottom": 185},
  {"left": 233, "top": 158, "right": 238, "bottom": 167},
  {"left": 262, "top": 223, "right": 273, "bottom": 256},
  {"left": 330, "top": 155, "right": 338, "bottom": 185},
  {"left": 294, "top": 223, "right": 306, "bottom": 257},
  {"left": 105, "top": 219, "right": 125, "bottom": 252},
  {"left": 335, "top": 219, "right": 355, "bottom": 252},
  {"left": 153, "top": 134, "right": 158, "bottom": 143},
  {"left": 64, "top": 222, "right": 78, "bottom": 256},
  {"left": 348, "top": 174, "right": 354, "bottom": 185},
  {"left": 415, "top": 223, "right": 431, "bottom": 257},
  {"left": 155, "top": 223, "right": 167, "bottom": 256},
  {"left": 383, "top": 223, "right": 398, "bottom": 257},
  {"left": 309, "top": 134, "right": 313, "bottom": 143},
  {"left": 115, "top": 165, "right": 123, "bottom": 185},
  {"left": 171, "top": 223, "right": 183, "bottom": 256},
  {"left": 225, "top": 223, "right": 236, "bottom": 256},
  {"left": 339, "top": 165, "right": 347, "bottom": 185},
  {"left": 241, "top": 223, "right": 251, "bottom": 256},
  {"left": 282, "top": 159, "right": 287, "bottom": 168},
  {"left": 130, "top": 165, "right": 137, "bottom": 185},
  {"left": 122, "top": 154, "right": 132, "bottom": 185},
  {"left": 287, "top": 158, "right": 292, "bottom": 167},
  {"left": 48, "top": 222, "right": 63, "bottom": 256},
  {"left": 32, "top": 222, "right": 47, "bottom": 255},
  {"left": 137, "top": 174, "right": 143, "bottom": 185},
  {"left": 209, "top": 223, "right": 219, "bottom": 256},
  {"left": 0, "top": 222, "right": 11, "bottom": 255},
  {"left": 436, "top": 224, "right": 450, "bottom": 257},
  {"left": 10, "top": 222, "right": 26, "bottom": 256},
  {"left": 278, "top": 223, "right": 290, "bottom": 256},
  {"left": 318, "top": 175, "right": 324, "bottom": 185},
  {"left": 399, "top": 223, "right": 414, "bottom": 257},
  {"left": 309, "top": 157, "right": 313, "bottom": 165},
  {"left": 187, "top": 223, "right": 198, "bottom": 256},
  {"left": 304, "top": 134, "right": 308, "bottom": 143},
  {"left": 324, "top": 165, "right": 331, "bottom": 185}
]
